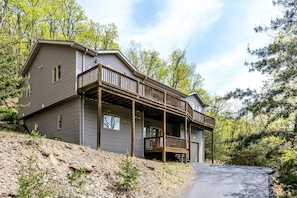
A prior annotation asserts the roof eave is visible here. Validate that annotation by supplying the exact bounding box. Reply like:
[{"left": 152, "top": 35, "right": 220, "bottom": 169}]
[{"left": 188, "top": 92, "right": 209, "bottom": 107}]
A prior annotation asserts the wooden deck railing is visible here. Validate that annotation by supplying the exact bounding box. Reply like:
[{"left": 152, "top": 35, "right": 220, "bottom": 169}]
[
  {"left": 77, "top": 65, "right": 215, "bottom": 128},
  {"left": 77, "top": 66, "right": 98, "bottom": 88},
  {"left": 144, "top": 136, "right": 186, "bottom": 151}
]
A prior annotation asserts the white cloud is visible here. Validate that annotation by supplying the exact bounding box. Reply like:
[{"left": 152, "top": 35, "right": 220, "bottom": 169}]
[
  {"left": 132, "top": 0, "right": 222, "bottom": 57},
  {"left": 195, "top": 0, "right": 281, "bottom": 95},
  {"left": 77, "top": 0, "right": 222, "bottom": 57},
  {"left": 77, "top": 0, "right": 281, "bottom": 96},
  {"left": 197, "top": 51, "right": 266, "bottom": 96},
  {"left": 77, "top": 0, "right": 137, "bottom": 41}
]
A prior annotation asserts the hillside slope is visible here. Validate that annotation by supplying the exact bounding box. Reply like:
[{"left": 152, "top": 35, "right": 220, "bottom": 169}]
[{"left": 0, "top": 131, "right": 194, "bottom": 198}]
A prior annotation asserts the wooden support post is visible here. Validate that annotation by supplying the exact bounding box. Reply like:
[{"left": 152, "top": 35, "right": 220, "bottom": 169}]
[
  {"left": 184, "top": 117, "right": 187, "bottom": 163},
  {"left": 164, "top": 91, "right": 167, "bottom": 107},
  {"left": 97, "top": 87, "right": 102, "bottom": 151},
  {"left": 97, "top": 64, "right": 102, "bottom": 151},
  {"left": 189, "top": 123, "right": 192, "bottom": 162},
  {"left": 212, "top": 130, "right": 214, "bottom": 164},
  {"left": 131, "top": 100, "right": 135, "bottom": 157},
  {"left": 162, "top": 110, "right": 167, "bottom": 163},
  {"left": 98, "top": 64, "right": 102, "bottom": 85}
]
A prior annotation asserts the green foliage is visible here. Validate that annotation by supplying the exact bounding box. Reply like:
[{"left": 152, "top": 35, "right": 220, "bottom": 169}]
[
  {"left": 125, "top": 40, "right": 166, "bottom": 81},
  {"left": 30, "top": 128, "right": 41, "bottom": 138},
  {"left": 0, "top": 107, "right": 18, "bottom": 123},
  {"left": 1, "top": 0, "right": 120, "bottom": 66},
  {"left": 17, "top": 155, "right": 54, "bottom": 198},
  {"left": 218, "top": 1, "right": 297, "bottom": 196},
  {"left": 114, "top": 151, "right": 139, "bottom": 192},
  {"left": 29, "top": 124, "right": 43, "bottom": 138},
  {"left": 66, "top": 169, "right": 85, "bottom": 197},
  {"left": 0, "top": 44, "right": 26, "bottom": 121},
  {"left": 125, "top": 41, "right": 206, "bottom": 95},
  {"left": 277, "top": 159, "right": 297, "bottom": 197}
]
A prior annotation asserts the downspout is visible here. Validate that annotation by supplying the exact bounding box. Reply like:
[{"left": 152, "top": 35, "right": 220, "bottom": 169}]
[{"left": 80, "top": 52, "right": 85, "bottom": 145}]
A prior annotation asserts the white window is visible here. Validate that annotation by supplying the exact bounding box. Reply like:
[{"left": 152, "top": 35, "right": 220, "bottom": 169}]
[
  {"left": 103, "top": 114, "right": 120, "bottom": 130},
  {"left": 26, "top": 84, "right": 32, "bottom": 98},
  {"left": 52, "top": 65, "right": 61, "bottom": 83},
  {"left": 57, "top": 114, "right": 62, "bottom": 129}
]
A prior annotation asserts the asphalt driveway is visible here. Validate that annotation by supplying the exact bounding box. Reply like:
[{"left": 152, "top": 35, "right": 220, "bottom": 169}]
[{"left": 186, "top": 163, "right": 274, "bottom": 198}]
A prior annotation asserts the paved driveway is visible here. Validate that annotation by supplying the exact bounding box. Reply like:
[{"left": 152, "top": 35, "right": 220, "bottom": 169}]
[{"left": 186, "top": 163, "right": 274, "bottom": 198}]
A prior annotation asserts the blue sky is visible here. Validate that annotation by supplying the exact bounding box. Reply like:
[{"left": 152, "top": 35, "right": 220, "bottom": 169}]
[{"left": 76, "top": 0, "right": 280, "bottom": 95}]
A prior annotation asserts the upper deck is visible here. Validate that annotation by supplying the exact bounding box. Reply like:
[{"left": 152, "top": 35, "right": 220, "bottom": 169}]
[{"left": 77, "top": 64, "right": 215, "bottom": 130}]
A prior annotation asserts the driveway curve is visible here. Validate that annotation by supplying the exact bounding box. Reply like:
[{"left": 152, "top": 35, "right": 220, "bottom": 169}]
[{"left": 186, "top": 163, "right": 274, "bottom": 198}]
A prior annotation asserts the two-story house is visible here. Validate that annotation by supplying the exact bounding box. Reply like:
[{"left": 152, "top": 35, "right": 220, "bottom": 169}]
[{"left": 18, "top": 40, "right": 215, "bottom": 162}]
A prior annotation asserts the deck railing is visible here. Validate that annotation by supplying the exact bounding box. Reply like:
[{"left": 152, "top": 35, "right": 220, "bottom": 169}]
[
  {"left": 166, "top": 136, "right": 186, "bottom": 149},
  {"left": 77, "top": 66, "right": 98, "bottom": 88},
  {"left": 144, "top": 136, "right": 186, "bottom": 151},
  {"left": 77, "top": 65, "right": 215, "bottom": 128}
]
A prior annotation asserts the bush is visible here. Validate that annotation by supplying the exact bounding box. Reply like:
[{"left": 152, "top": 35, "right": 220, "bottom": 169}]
[
  {"left": 277, "top": 159, "right": 297, "bottom": 197},
  {"left": 66, "top": 169, "right": 85, "bottom": 197},
  {"left": 17, "top": 155, "right": 54, "bottom": 198},
  {"left": 114, "top": 151, "right": 139, "bottom": 192},
  {"left": 29, "top": 124, "right": 43, "bottom": 138},
  {"left": 0, "top": 107, "right": 18, "bottom": 123}
]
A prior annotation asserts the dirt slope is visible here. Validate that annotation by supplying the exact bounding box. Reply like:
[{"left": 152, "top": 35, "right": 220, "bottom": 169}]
[{"left": 0, "top": 131, "right": 194, "bottom": 198}]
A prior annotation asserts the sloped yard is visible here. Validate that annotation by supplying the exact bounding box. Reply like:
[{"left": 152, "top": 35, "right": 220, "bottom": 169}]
[{"left": 0, "top": 131, "right": 195, "bottom": 198}]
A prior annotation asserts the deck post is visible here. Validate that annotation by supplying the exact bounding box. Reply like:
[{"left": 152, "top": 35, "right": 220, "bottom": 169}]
[
  {"left": 184, "top": 117, "right": 187, "bottom": 163},
  {"left": 97, "top": 64, "right": 102, "bottom": 151},
  {"left": 97, "top": 87, "right": 102, "bottom": 151},
  {"left": 162, "top": 110, "right": 167, "bottom": 163},
  {"left": 131, "top": 100, "right": 135, "bottom": 157},
  {"left": 189, "top": 123, "right": 192, "bottom": 162},
  {"left": 212, "top": 130, "right": 214, "bottom": 164}
]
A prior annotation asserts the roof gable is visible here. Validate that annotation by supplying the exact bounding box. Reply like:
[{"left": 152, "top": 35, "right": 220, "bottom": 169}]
[{"left": 187, "top": 92, "right": 208, "bottom": 107}]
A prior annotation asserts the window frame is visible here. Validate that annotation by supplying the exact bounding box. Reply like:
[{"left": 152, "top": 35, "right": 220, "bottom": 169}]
[
  {"left": 52, "top": 65, "right": 61, "bottom": 83},
  {"left": 103, "top": 114, "right": 120, "bottom": 131},
  {"left": 57, "top": 113, "right": 62, "bottom": 129},
  {"left": 26, "top": 84, "right": 32, "bottom": 98}
]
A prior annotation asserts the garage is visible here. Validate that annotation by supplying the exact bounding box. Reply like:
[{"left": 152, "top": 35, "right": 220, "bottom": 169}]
[{"left": 190, "top": 142, "right": 199, "bottom": 162}]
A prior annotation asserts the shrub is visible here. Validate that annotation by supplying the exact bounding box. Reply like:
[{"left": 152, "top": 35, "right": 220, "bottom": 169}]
[
  {"left": 29, "top": 124, "right": 43, "bottom": 138},
  {"left": 17, "top": 155, "right": 54, "bottom": 198},
  {"left": 114, "top": 151, "right": 139, "bottom": 192},
  {"left": 277, "top": 159, "right": 297, "bottom": 197},
  {"left": 66, "top": 169, "right": 86, "bottom": 197}
]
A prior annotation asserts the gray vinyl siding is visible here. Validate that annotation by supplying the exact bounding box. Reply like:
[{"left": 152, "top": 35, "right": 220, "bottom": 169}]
[
  {"left": 101, "top": 103, "right": 144, "bottom": 156},
  {"left": 82, "top": 101, "right": 144, "bottom": 156},
  {"left": 83, "top": 99, "right": 98, "bottom": 149},
  {"left": 97, "top": 54, "right": 135, "bottom": 78},
  {"left": 82, "top": 54, "right": 139, "bottom": 79},
  {"left": 85, "top": 54, "right": 96, "bottom": 70},
  {"left": 19, "top": 44, "right": 77, "bottom": 118},
  {"left": 76, "top": 51, "right": 83, "bottom": 75},
  {"left": 76, "top": 51, "right": 95, "bottom": 73},
  {"left": 190, "top": 142, "right": 199, "bottom": 162},
  {"left": 101, "top": 103, "right": 131, "bottom": 154},
  {"left": 184, "top": 95, "right": 205, "bottom": 113},
  {"left": 135, "top": 111, "right": 144, "bottom": 157},
  {"left": 191, "top": 129, "right": 205, "bottom": 162},
  {"left": 24, "top": 97, "right": 81, "bottom": 144}
]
